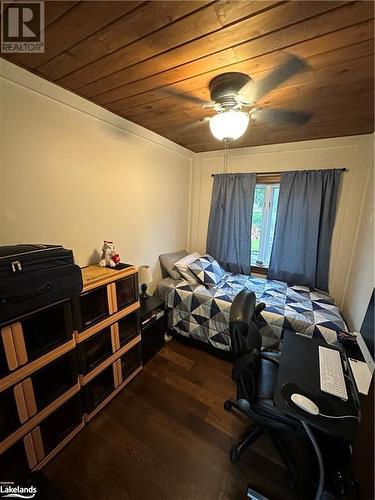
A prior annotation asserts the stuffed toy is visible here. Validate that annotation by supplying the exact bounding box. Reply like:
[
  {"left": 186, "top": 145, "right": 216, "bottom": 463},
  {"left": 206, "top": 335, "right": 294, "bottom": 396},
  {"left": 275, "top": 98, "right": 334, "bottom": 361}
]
[{"left": 99, "top": 241, "right": 120, "bottom": 268}]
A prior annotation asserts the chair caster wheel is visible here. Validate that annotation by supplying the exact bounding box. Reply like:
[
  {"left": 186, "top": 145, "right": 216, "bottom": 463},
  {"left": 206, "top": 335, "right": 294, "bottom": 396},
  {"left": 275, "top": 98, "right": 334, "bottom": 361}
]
[
  {"left": 224, "top": 400, "right": 232, "bottom": 411},
  {"left": 230, "top": 448, "right": 240, "bottom": 463}
]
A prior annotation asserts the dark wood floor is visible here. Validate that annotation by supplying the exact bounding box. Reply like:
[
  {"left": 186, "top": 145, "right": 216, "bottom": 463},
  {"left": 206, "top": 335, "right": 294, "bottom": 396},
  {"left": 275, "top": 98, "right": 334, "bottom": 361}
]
[{"left": 43, "top": 341, "right": 301, "bottom": 500}]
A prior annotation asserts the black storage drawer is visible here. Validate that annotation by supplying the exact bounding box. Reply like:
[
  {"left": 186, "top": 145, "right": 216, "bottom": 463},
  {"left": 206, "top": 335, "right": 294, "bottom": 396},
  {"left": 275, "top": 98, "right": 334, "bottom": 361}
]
[
  {"left": 38, "top": 393, "right": 82, "bottom": 455},
  {"left": 120, "top": 344, "right": 142, "bottom": 382},
  {"left": 118, "top": 311, "right": 139, "bottom": 347},
  {"left": 78, "top": 327, "right": 113, "bottom": 375},
  {"left": 30, "top": 351, "right": 78, "bottom": 411},
  {"left": 83, "top": 365, "right": 116, "bottom": 414},
  {"left": 73, "top": 285, "right": 109, "bottom": 332},
  {"left": 141, "top": 314, "right": 165, "bottom": 365},
  {"left": 0, "top": 439, "right": 31, "bottom": 481},
  {"left": 115, "top": 275, "right": 138, "bottom": 311},
  {"left": 0, "top": 341, "right": 8, "bottom": 378},
  {"left": 21, "top": 301, "right": 73, "bottom": 362},
  {"left": 0, "top": 386, "right": 22, "bottom": 441}
]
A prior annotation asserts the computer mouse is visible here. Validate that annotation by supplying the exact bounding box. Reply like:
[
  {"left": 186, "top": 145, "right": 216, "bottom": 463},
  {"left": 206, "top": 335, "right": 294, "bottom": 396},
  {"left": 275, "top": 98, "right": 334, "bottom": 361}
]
[{"left": 291, "top": 393, "right": 319, "bottom": 415}]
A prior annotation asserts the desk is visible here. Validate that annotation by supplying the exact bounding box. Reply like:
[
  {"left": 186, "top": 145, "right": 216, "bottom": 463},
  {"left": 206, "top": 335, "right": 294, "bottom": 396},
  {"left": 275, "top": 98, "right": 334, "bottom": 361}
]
[{"left": 274, "top": 332, "right": 360, "bottom": 443}]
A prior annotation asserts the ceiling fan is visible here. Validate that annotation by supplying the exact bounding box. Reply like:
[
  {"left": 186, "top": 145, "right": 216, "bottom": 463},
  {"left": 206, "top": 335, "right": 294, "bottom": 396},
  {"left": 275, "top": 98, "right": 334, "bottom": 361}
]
[{"left": 164, "top": 54, "right": 312, "bottom": 141}]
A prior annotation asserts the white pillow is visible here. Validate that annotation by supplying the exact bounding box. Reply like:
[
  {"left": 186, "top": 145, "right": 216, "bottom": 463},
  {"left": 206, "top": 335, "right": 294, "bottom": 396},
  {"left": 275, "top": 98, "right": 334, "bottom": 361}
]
[{"left": 174, "top": 252, "right": 201, "bottom": 283}]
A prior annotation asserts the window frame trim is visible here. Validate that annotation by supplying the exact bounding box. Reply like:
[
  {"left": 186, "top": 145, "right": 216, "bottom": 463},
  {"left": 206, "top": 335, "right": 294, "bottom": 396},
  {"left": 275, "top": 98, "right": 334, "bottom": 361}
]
[{"left": 251, "top": 174, "right": 281, "bottom": 273}]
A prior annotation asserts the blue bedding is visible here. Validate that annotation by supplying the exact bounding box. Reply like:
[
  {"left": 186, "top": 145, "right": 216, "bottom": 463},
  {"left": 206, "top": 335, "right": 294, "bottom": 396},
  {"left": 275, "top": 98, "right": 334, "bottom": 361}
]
[{"left": 165, "top": 273, "right": 347, "bottom": 351}]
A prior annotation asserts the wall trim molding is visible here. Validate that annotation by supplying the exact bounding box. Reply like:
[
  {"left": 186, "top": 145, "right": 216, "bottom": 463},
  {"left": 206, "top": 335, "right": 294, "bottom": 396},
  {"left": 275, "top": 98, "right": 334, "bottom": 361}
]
[
  {"left": 0, "top": 59, "right": 194, "bottom": 159},
  {"left": 194, "top": 134, "right": 373, "bottom": 159}
]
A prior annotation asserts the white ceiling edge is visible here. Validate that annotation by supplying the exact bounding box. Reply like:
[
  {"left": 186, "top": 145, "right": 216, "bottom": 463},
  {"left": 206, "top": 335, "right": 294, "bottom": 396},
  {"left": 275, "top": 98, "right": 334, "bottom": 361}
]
[
  {"left": 195, "top": 133, "right": 375, "bottom": 159},
  {"left": 0, "top": 58, "right": 194, "bottom": 159}
]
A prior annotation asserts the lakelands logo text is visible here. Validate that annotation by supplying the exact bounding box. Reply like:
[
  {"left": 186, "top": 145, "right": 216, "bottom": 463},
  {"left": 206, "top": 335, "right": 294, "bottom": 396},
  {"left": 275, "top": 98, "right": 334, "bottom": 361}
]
[
  {"left": 0, "top": 484, "right": 37, "bottom": 499},
  {"left": 1, "top": 1, "right": 44, "bottom": 53}
]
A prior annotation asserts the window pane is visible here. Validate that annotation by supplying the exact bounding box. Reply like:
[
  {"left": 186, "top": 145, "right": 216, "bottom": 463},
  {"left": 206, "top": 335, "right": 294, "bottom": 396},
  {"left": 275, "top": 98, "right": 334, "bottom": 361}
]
[
  {"left": 251, "top": 184, "right": 279, "bottom": 267},
  {"left": 251, "top": 186, "right": 266, "bottom": 265},
  {"left": 265, "top": 186, "right": 280, "bottom": 264}
]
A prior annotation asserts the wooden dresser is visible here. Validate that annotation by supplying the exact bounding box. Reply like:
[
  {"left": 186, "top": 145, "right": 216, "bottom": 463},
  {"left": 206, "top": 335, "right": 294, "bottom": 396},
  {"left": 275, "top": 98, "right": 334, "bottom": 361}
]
[{"left": 0, "top": 264, "right": 141, "bottom": 479}]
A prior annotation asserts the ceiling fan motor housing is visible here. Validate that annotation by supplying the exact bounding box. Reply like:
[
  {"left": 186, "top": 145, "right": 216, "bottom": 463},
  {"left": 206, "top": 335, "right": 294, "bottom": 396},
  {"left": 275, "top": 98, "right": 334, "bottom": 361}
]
[{"left": 209, "top": 72, "right": 251, "bottom": 109}]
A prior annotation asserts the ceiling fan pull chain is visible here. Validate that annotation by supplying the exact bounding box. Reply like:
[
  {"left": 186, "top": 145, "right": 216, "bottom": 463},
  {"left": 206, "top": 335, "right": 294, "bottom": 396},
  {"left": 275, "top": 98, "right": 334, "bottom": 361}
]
[{"left": 223, "top": 139, "right": 229, "bottom": 174}]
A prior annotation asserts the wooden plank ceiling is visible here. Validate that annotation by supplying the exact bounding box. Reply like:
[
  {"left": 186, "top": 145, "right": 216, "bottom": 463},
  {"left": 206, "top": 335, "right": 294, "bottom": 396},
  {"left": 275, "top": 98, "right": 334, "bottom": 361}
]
[{"left": 1, "top": 0, "right": 374, "bottom": 152}]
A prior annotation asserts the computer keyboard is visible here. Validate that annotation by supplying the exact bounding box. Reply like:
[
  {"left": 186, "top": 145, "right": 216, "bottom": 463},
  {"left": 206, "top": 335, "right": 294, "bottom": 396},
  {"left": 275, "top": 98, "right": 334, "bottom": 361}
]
[{"left": 319, "top": 346, "right": 348, "bottom": 400}]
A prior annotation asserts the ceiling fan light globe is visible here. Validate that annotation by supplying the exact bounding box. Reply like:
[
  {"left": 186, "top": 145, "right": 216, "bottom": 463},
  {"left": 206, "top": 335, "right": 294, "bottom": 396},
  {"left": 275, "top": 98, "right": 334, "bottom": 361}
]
[{"left": 209, "top": 110, "right": 249, "bottom": 141}]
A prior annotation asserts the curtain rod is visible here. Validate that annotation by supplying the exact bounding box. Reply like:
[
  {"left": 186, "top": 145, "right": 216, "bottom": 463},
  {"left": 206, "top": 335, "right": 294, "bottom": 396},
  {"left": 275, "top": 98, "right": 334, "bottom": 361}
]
[{"left": 211, "top": 168, "right": 348, "bottom": 177}]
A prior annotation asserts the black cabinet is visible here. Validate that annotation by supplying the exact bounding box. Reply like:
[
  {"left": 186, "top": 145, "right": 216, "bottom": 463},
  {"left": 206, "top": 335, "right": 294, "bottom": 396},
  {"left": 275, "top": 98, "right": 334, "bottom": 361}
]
[
  {"left": 0, "top": 264, "right": 142, "bottom": 476},
  {"left": 0, "top": 301, "right": 74, "bottom": 376},
  {"left": 115, "top": 275, "right": 138, "bottom": 311},
  {"left": 119, "top": 344, "right": 142, "bottom": 381},
  {"left": 0, "top": 352, "right": 78, "bottom": 445},
  {"left": 140, "top": 296, "right": 165, "bottom": 365},
  {"left": 21, "top": 301, "right": 73, "bottom": 362},
  {"left": 82, "top": 364, "right": 116, "bottom": 415},
  {"left": 118, "top": 311, "right": 139, "bottom": 347},
  {"left": 73, "top": 285, "right": 109, "bottom": 332},
  {"left": 38, "top": 393, "right": 82, "bottom": 455},
  {"left": 0, "top": 386, "right": 23, "bottom": 441},
  {"left": 0, "top": 341, "right": 9, "bottom": 378},
  {"left": 77, "top": 327, "right": 113, "bottom": 375},
  {"left": 0, "top": 438, "right": 32, "bottom": 481},
  {"left": 30, "top": 351, "right": 78, "bottom": 411}
]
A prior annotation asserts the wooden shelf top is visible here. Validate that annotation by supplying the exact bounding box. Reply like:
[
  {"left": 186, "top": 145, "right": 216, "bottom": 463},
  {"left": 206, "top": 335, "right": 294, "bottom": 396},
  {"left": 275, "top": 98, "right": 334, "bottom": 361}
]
[{"left": 81, "top": 264, "right": 137, "bottom": 292}]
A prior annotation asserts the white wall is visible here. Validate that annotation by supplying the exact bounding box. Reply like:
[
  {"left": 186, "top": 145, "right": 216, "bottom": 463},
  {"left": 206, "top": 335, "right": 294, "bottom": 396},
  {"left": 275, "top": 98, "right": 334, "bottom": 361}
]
[
  {"left": 0, "top": 60, "right": 193, "bottom": 291},
  {"left": 188, "top": 134, "right": 374, "bottom": 325},
  {"left": 342, "top": 137, "right": 374, "bottom": 330}
]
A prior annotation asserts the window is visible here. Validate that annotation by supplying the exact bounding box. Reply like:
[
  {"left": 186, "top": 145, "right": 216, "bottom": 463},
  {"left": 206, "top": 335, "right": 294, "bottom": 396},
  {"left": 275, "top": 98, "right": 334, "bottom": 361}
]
[{"left": 251, "top": 183, "right": 280, "bottom": 268}]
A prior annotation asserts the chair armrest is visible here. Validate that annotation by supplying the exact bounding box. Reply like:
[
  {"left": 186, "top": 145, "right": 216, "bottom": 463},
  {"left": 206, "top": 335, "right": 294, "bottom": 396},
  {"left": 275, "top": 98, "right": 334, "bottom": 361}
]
[{"left": 260, "top": 352, "right": 280, "bottom": 365}]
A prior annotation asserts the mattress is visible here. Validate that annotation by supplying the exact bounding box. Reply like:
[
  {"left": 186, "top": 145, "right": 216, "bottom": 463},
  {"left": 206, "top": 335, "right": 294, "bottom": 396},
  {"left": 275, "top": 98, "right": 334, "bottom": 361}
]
[
  {"left": 160, "top": 273, "right": 347, "bottom": 351},
  {"left": 156, "top": 277, "right": 181, "bottom": 301}
]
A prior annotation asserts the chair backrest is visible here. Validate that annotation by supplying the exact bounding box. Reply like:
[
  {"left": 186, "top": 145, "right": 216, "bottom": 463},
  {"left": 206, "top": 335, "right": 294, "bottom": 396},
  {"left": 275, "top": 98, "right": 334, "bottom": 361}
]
[
  {"left": 229, "top": 290, "right": 263, "bottom": 359},
  {"left": 229, "top": 290, "right": 266, "bottom": 402}
]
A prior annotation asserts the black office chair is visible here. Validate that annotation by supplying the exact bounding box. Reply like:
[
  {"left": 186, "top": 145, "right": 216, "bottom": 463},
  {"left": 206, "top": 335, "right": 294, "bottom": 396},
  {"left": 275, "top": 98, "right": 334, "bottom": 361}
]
[{"left": 225, "top": 290, "right": 304, "bottom": 488}]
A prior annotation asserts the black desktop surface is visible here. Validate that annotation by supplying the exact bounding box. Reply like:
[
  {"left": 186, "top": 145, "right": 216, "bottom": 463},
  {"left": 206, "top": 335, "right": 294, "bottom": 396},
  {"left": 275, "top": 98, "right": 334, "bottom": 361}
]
[{"left": 274, "top": 332, "right": 359, "bottom": 443}]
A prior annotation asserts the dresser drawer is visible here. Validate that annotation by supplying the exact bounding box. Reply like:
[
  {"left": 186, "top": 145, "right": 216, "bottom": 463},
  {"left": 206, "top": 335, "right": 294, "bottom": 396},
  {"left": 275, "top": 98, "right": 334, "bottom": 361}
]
[
  {"left": 0, "top": 384, "right": 27, "bottom": 442},
  {"left": 77, "top": 326, "right": 114, "bottom": 376},
  {"left": 73, "top": 284, "right": 112, "bottom": 332},
  {"left": 114, "top": 275, "right": 138, "bottom": 311},
  {"left": 82, "top": 364, "right": 118, "bottom": 416},
  {"left": 0, "top": 434, "right": 35, "bottom": 480},
  {"left": 0, "top": 341, "right": 9, "bottom": 378},
  {"left": 117, "top": 311, "right": 140, "bottom": 347},
  {"left": 0, "top": 352, "right": 79, "bottom": 445},
  {"left": 117, "top": 343, "right": 142, "bottom": 384},
  {"left": 0, "top": 301, "right": 74, "bottom": 375},
  {"left": 25, "top": 351, "right": 78, "bottom": 415},
  {"left": 36, "top": 393, "right": 83, "bottom": 456}
]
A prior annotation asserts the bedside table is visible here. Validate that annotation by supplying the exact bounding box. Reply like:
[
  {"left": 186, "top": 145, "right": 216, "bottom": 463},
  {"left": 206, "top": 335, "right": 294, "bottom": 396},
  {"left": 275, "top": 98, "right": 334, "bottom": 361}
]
[{"left": 140, "top": 295, "right": 166, "bottom": 365}]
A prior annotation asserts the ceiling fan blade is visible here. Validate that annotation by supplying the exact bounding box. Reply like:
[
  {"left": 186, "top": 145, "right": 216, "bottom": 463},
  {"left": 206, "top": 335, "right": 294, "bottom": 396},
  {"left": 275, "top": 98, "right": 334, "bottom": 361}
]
[
  {"left": 240, "top": 54, "right": 309, "bottom": 103},
  {"left": 250, "top": 107, "right": 311, "bottom": 125},
  {"left": 159, "top": 88, "right": 215, "bottom": 107},
  {"left": 172, "top": 117, "right": 211, "bottom": 133}
]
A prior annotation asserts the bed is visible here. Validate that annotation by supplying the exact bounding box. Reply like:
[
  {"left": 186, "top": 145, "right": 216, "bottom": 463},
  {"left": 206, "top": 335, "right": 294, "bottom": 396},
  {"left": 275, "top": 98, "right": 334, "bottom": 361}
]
[{"left": 157, "top": 272, "right": 347, "bottom": 352}]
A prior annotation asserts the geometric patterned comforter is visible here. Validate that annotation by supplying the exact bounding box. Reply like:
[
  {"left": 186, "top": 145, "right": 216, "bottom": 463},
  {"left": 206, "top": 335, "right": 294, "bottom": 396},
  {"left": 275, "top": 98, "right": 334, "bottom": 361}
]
[{"left": 165, "top": 273, "right": 347, "bottom": 351}]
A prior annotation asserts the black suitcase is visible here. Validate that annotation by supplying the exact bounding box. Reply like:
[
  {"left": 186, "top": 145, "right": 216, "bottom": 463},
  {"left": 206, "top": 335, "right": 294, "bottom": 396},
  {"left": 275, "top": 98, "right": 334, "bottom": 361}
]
[{"left": 0, "top": 244, "right": 83, "bottom": 325}]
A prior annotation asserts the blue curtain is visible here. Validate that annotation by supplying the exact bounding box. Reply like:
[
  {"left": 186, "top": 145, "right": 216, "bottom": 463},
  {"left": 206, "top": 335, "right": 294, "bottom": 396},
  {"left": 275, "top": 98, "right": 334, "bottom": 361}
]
[
  {"left": 268, "top": 169, "right": 342, "bottom": 291},
  {"left": 206, "top": 173, "right": 256, "bottom": 274}
]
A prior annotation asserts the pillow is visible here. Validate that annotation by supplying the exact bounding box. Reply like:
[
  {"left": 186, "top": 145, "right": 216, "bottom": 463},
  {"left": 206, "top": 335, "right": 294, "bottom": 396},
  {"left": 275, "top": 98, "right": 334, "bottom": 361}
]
[
  {"left": 159, "top": 250, "right": 188, "bottom": 279},
  {"left": 174, "top": 252, "right": 201, "bottom": 283},
  {"left": 188, "top": 254, "right": 225, "bottom": 286}
]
